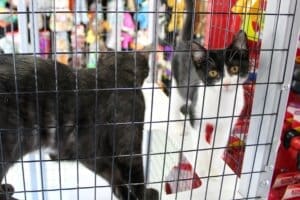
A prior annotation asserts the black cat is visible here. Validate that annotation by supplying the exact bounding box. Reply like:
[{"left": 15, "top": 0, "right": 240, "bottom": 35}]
[{"left": 0, "top": 52, "right": 158, "bottom": 200}]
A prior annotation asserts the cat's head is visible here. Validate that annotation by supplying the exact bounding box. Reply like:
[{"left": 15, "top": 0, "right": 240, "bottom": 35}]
[
  {"left": 191, "top": 31, "right": 249, "bottom": 91},
  {"left": 98, "top": 51, "right": 149, "bottom": 87}
]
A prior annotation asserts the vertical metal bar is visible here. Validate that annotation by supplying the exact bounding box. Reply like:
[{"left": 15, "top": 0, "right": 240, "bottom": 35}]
[
  {"left": 174, "top": 0, "right": 197, "bottom": 199},
  {"left": 73, "top": 1, "right": 80, "bottom": 199},
  {"left": 142, "top": 0, "right": 158, "bottom": 197},
  {"left": 75, "top": 0, "right": 88, "bottom": 25},
  {"left": 93, "top": 1, "right": 100, "bottom": 199},
  {"left": 189, "top": 0, "right": 209, "bottom": 198},
  {"left": 217, "top": 0, "right": 240, "bottom": 198},
  {"left": 17, "top": 1, "right": 36, "bottom": 199},
  {"left": 28, "top": 1, "right": 47, "bottom": 200},
  {"left": 127, "top": 0, "right": 144, "bottom": 198},
  {"left": 146, "top": 0, "right": 156, "bottom": 83},
  {"left": 106, "top": 0, "right": 123, "bottom": 51},
  {"left": 51, "top": 0, "right": 63, "bottom": 199},
  {"left": 203, "top": 0, "right": 232, "bottom": 198},
  {"left": 232, "top": 0, "right": 264, "bottom": 198},
  {"left": 155, "top": 0, "right": 172, "bottom": 197},
  {"left": 117, "top": 1, "right": 123, "bottom": 51},
  {"left": 201, "top": 1, "right": 215, "bottom": 198},
  {"left": 239, "top": 0, "right": 300, "bottom": 198},
  {"left": 10, "top": 3, "right": 27, "bottom": 199},
  {"left": 29, "top": 0, "right": 40, "bottom": 53},
  {"left": 173, "top": 0, "right": 187, "bottom": 197},
  {"left": 111, "top": 0, "right": 123, "bottom": 199},
  {"left": 17, "top": 0, "right": 28, "bottom": 53}
]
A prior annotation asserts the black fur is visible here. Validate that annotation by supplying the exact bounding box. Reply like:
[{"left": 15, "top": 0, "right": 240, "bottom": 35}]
[
  {"left": 172, "top": 31, "right": 249, "bottom": 101},
  {"left": 0, "top": 53, "right": 158, "bottom": 200}
]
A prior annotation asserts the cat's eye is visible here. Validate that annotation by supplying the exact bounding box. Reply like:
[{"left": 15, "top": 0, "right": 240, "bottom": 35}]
[
  {"left": 208, "top": 70, "right": 219, "bottom": 78},
  {"left": 230, "top": 66, "right": 239, "bottom": 74}
]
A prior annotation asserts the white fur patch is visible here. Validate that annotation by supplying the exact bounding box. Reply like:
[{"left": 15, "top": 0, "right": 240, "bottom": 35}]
[
  {"left": 171, "top": 66, "right": 246, "bottom": 177},
  {"left": 169, "top": 79, "right": 196, "bottom": 136}
]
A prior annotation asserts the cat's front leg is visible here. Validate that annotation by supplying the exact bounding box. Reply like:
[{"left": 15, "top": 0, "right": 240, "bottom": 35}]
[
  {"left": 168, "top": 91, "right": 192, "bottom": 136},
  {"left": 168, "top": 111, "right": 192, "bottom": 136},
  {"left": 116, "top": 150, "right": 159, "bottom": 200}
]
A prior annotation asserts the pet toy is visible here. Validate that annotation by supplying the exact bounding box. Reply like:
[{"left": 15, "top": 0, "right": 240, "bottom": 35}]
[
  {"left": 106, "top": 0, "right": 124, "bottom": 50},
  {"left": 70, "top": 24, "right": 86, "bottom": 68},
  {"left": 86, "top": 2, "right": 109, "bottom": 68},
  {"left": 49, "top": 0, "right": 73, "bottom": 32},
  {"left": 129, "top": 29, "right": 151, "bottom": 50},
  {"left": 232, "top": 0, "right": 266, "bottom": 42},
  {"left": 134, "top": 0, "right": 149, "bottom": 30},
  {"left": 194, "top": 0, "right": 207, "bottom": 37},
  {"left": 166, "top": 0, "right": 185, "bottom": 32},
  {"left": 0, "top": 0, "right": 17, "bottom": 22},
  {"left": 157, "top": 1, "right": 168, "bottom": 40},
  {"left": 121, "top": 12, "right": 136, "bottom": 50},
  {"left": 74, "top": 0, "right": 89, "bottom": 25},
  {"left": 39, "top": 31, "right": 51, "bottom": 59},
  {"left": 127, "top": 0, "right": 136, "bottom": 11},
  {"left": 55, "top": 32, "right": 70, "bottom": 65}
]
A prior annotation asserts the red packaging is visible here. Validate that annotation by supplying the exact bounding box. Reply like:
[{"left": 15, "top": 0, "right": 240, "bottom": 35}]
[
  {"left": 296, "top": 48, "right": 300, "bottom": 64},
  {"left": 269, "top": 92, "right": 300, "bottom": 200},
  {"left": 272, "top": 172, "right": 300, "bottom": 189},
  {"left": 165, "top": 156, "right": 201, "bottom": 194},
  {"left": 282, "top": 184, "right": 300, "bottom": 200},
  {"left": 223, "top": 136, "right": 245, "bottom": 176},
  {"left": 204, "top": 0, "right": 241, "bottom": 49}
]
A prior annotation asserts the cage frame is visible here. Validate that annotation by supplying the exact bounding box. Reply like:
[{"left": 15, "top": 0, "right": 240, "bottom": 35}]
[
  {"left": 1, "top": 0, "right": 300, "bottom": 199},
  {"left": 239, "top": 0, "right": 300, "bottom": 198}
]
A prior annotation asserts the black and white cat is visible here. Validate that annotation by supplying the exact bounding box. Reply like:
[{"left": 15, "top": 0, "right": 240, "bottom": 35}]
[
  {"left": 0, "top": 52, "right": 158, "bottom": 200},
  {"left": 169, "top": 0, "right": 250, "bottom": 176}
]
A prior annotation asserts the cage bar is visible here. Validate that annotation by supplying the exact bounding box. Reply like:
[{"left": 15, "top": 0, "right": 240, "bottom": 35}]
[{"left": 1, "top": 0, "right": 300, "bottom": 199}]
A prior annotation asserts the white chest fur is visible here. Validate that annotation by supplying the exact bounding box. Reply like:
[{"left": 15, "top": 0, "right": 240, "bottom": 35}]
[
  {"left": 194, "top": 83, "right": 244, "bottom": 120},
  {"left": 192, "top": 83, "right": 245, "bottom": 176},
  {"left": 169, "top": 77, "right": 246, "bottom": 177}
]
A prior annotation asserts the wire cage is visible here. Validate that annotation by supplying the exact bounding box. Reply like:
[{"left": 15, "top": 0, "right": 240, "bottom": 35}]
[{"left": 0, "top": 0, "right": 299, "bottom": 199}]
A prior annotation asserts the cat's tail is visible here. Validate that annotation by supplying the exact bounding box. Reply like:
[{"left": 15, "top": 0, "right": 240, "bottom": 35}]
[{"left": 180, "top": 0, "right": 195, "bottom": 41}]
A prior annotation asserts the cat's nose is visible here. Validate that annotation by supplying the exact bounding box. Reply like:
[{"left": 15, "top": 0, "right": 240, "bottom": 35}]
[
  {"left": 222, "top": 80, "right": 232, "bottom": 91},
  {"left": 223, "top": 80, "right": 231, "bottom": 87}
]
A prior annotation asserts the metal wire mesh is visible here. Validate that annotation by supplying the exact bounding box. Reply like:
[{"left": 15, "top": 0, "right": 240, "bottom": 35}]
[{"left": 0, "top": 0, "right": 299, "bottom": 199}]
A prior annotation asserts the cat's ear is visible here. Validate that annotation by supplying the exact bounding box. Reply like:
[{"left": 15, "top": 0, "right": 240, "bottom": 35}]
[
  {"left": 191, "top": 41, "right": 206, "bottom": 62},
  {"left": 230, "top": 30, "right": 248, "bottom": 50},
  {"left": 137, "top": 45, "right": 153, "bottom": 60}
]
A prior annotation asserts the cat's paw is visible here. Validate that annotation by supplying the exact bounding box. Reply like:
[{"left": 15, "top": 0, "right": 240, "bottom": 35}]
[
  {"left": 0, "top": 184, "right": 16, "bottom": 200},
  {"left": 49, "top": 153, "right": 58, "bottom": 160},
  {"left": 144, "top": 188, "right": 159, "bottom": 200}
]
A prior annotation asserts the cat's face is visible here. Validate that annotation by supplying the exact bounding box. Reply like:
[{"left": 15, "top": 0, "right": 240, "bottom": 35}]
[{"left": 192, "top": 31, "right": 249, "bottom": 91}]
